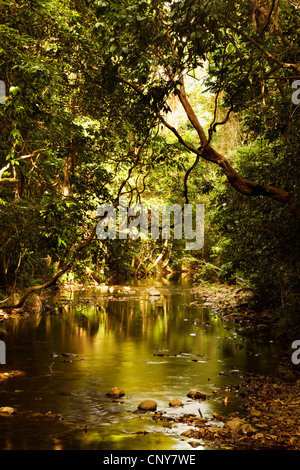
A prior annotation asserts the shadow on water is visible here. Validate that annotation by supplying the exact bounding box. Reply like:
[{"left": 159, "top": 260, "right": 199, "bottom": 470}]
[{"left": 0, "top": 279, "right": 281, "bottom": 450}]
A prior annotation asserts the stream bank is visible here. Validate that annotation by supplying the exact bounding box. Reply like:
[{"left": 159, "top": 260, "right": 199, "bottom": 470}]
[{"left": 151, "top": 371, "right": 300, "bottom": 450}]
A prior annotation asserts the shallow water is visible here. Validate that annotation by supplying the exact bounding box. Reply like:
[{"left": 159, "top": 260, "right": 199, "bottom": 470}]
[{"left": 0, "top": 279, "right": 281, "bottom": 450}]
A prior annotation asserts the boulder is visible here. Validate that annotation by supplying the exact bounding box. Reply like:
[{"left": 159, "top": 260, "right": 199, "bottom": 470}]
[
  {"left": 189, "top": 440, "right": 201, "bottom": 448},
  {"left": 61, "top": 352, "right": 78, "bottom": 357},
  {"left": 225, "top": 418, "right": 256, "bottom": 436},
  {"left": 250, "top": 408, "right": 262, "bottom": 417},
  {"left": 137, "top": 399, "right": 157, "bottom": 411}
]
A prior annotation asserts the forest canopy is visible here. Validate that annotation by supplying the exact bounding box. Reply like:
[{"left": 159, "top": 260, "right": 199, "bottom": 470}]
[{"left": 0, "top": 0, "right": 299, "bottom": 325}]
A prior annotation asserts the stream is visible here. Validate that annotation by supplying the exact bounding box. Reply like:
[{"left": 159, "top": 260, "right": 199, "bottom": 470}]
[{"left": 0, "top": 279, "right": 281, "bottom": 450}]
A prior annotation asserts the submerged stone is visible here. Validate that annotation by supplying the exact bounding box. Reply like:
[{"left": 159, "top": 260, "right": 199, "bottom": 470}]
[{"left": 112, "top": 398, "right": 124, "bottom": 404}]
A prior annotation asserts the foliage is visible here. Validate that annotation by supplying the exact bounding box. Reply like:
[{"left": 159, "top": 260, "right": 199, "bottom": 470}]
[
  {"left": 210, "top": 136, "right": 300, "bottom": 320},
  {"left": 0, "top": 0, "right": 154, "bottom": 292},
  {"left": 0, "top": 0, "right": 299, "bottom": 326}
]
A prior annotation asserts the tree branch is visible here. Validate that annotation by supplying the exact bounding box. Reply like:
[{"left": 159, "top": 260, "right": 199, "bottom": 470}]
[
  {"left": 260, "top": 0, "right": 276, "bottom": 37},
  {"left": 226, "top": 22, "right": 300, "bottom": 73},
  {"left": 115, "top": 73, "right": 300, "bottom": 215}
]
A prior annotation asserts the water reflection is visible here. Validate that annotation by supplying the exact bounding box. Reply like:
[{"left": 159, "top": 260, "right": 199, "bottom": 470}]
[{"left": 0, "top": 280, "right": 281, "bottom": 450}]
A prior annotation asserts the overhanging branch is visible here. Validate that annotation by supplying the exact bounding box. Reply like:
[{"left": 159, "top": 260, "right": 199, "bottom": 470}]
[{"left": 115, "top": 74, "right": 300, "bottom": 215}]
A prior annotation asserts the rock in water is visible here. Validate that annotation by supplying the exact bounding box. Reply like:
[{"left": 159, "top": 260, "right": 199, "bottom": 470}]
[
  {"left": 0, "top": 407, "right": 16, "bottom": 414},
  {"left": 169, "top": 398, "right": 184, "bottom": 408},
  {"left": 137, "top": 399, "right": 157, "bottom": 411},
  {"left": 106, "top": 387, "right": 125, "bottom": 398},
  {"left": 149, "top": 288, "right": 160, "bottom": 297},
  {"left": 187, "top": 390, "right": 207, "bottom": 400}
]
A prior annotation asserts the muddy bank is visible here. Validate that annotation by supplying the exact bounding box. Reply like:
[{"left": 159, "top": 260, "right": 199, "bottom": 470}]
[
  {"left": 191, "top": 282, "right": 266, "bottom": 322},
  {"left": 190, "top": 282, "right": 295, "bottom": 343}
]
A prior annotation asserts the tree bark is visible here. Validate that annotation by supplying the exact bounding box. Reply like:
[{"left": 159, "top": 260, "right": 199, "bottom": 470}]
[{"left": 171, "top": 78, "right": 300, "bottom": 215}]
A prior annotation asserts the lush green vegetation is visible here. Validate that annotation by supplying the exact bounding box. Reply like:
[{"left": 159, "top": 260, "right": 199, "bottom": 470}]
[{"left": 0, "top": 0, "right": 299, "bottom": 326}]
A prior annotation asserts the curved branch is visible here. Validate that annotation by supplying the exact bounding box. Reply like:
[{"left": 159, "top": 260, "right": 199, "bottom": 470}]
[
  {"left": 2, "top": 263, "right": 71, "bottom": 310},
  {"left": 164, "top": 76, "right": 300, "bottom": 215},
  {"left": 183, "top": 154, "right": 200, "bottom": 204},
  {"left": 226, "top": 22, "right": 300, "bottom": 73},
  {"left": 158, "top": 94, "right": 300, "bottom": 216}
]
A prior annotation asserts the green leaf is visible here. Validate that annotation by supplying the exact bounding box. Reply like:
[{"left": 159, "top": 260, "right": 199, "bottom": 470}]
[{"left": 9, "top": 86, "right": 20, "bottom": 96}]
